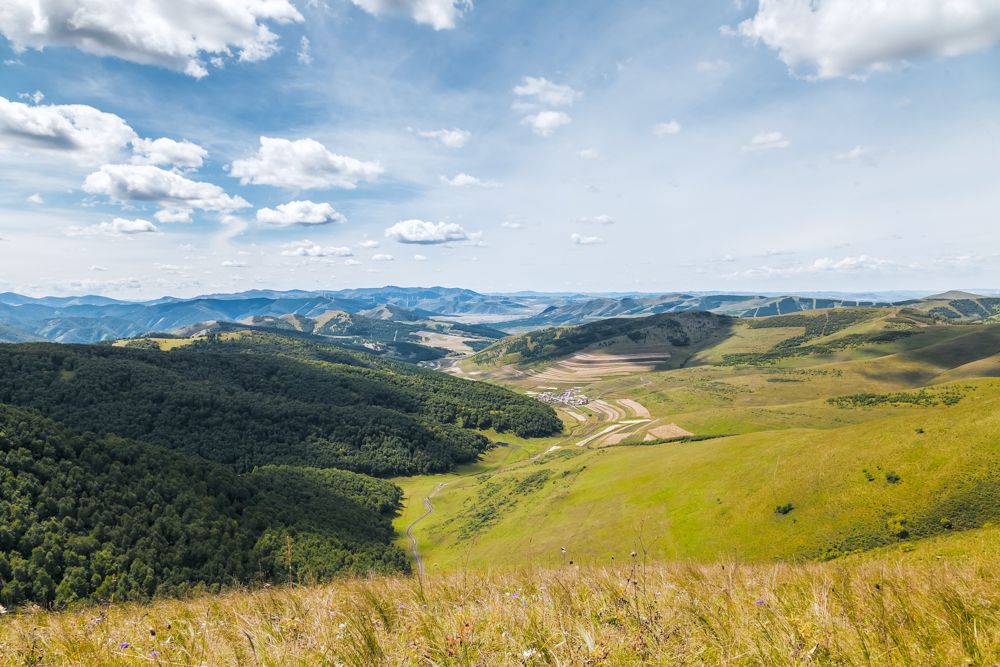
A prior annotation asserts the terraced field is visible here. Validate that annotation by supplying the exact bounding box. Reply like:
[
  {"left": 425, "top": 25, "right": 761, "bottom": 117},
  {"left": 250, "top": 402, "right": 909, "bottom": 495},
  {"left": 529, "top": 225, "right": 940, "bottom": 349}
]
[{"left": 397, "top": 309, "right": 1000, "bottom": 571}]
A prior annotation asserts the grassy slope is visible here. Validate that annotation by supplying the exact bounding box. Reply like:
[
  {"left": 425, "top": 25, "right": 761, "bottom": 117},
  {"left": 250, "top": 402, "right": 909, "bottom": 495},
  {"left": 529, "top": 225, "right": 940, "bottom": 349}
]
[
  {"left": 398, "top": 312, "right": 1000, "bottom": 571},
  {"left": 3, "top": 526, "right": 996, "bottom": 665}
]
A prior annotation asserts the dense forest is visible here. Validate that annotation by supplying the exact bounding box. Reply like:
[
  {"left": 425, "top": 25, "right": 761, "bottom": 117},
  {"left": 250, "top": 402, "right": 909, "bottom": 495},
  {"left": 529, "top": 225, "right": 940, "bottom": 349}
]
[
  {"left": 0, "top": 336, "right": 561, "bottom": 476},
  {"left": 0, "top": 405, "right": 407, "bottom": 608},
  {"left": 0, "top": 333, "right": 560, "bottom": 608}
]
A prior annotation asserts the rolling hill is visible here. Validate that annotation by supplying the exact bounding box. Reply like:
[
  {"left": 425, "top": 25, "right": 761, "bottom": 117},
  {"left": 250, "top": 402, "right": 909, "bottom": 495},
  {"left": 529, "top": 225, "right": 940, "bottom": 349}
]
[{"left": 401, "top": 308, "right": 1000, "bottom": 572}]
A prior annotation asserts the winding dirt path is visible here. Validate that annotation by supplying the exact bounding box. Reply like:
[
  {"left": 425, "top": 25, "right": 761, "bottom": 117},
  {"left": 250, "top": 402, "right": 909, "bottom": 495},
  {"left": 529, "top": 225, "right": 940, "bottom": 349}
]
[{"left": 406, "top": 483, "right": 446, "bottom": 577}]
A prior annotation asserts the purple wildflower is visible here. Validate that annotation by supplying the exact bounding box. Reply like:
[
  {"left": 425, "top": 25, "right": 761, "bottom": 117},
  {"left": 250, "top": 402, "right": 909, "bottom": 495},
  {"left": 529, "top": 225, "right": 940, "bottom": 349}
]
[
  {"left": 755, "top": 599, "right": 766, "bottom": 606},
  {"left": 150, "top": 651, "right": 161, "bottom": 657},
  {"left": 118, "top": 642, "right": 130, "bottom": 650}
]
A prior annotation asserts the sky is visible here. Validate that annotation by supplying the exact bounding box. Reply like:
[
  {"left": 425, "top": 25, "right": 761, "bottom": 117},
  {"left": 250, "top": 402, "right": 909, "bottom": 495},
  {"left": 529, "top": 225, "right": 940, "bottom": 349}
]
[{"left": 0, "top": 0, "right": 999, "bottom": 299}]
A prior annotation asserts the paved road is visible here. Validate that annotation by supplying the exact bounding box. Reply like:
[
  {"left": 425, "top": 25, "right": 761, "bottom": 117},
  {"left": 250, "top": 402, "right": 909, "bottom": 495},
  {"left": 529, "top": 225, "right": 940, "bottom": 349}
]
[{"left": 405, "top": 483, "right": 446, "bottom": 577}]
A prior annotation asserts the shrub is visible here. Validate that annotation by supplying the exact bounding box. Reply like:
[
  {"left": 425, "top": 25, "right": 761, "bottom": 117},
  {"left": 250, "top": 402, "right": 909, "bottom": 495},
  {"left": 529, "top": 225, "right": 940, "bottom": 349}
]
[
  {"left": 775, "top": 503, "right": 794, "bottom": 515},
  {"left": 886, "top": 471, "right": 902, "bottom": 484},
  {"left": 887, "top": 515, "right": 909, "bottom": 538}
]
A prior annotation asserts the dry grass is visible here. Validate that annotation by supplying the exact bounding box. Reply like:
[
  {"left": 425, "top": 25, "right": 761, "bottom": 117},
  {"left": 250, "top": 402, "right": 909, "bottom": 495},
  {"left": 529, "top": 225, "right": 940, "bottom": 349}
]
[{"left": 2, "top": 547, "right": 996, "bottom": 666}]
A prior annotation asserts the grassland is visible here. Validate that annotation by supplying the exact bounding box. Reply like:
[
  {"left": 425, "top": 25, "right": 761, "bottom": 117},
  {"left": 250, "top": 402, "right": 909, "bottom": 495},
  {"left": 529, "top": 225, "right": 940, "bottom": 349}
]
[
  {"left": 2, "top": 526, "right": 996, "bottom": 665},
  {"left": 399, "top": 311, "right": 1000, "bottom": 572}
]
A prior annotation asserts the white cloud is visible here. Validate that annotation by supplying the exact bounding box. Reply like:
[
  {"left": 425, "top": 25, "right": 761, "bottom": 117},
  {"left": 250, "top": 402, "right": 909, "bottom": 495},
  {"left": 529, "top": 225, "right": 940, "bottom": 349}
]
[
  {"left": 413, "top": 253, "right": 429, "bottom": 261},
  {"left": 90, "top": 265, "right": 107, "bottom": 272},
  {"left": 0, "top": 95, "right": 135, "bottom": 164},
  {"left": 372, "top": 253, "right": 395, "bottom": 261},
  {"left": 500, "top": 221, "right": 524, "bottom": 229},
  {"left": 256, "top": 200, "right": 346, "bottom": 226},
  {"left": 155, "top": 208, "right": 193, "bottom": 223},
  {"left": 653, "top": 120, "right": 682, "bottom": 137},
  {"left": 357, "top": 239, "right": 380, "bottom": 248},
  {"left": 281, "top": 240, "right": 353, "bottom": 257},
  {"left": 350, "top": 0, "right": 471, "bottom": 30},
  {"left": 26, "top": 193, "right": 43, "bottom": 205},
  {"left": 440, "top": 172, "right": 500, "bottom": 188},
  {"left": 385, "top": 219, "right": 470, "bottom": 244},
  {"left": 833, "top": 145, "right": 869, "bottom": 163},
  {"left": 83, "top": 164, "right": 250, "bottom": 217},
  {"left": 571, "top": 233, "right": 605, "bottom": 245},
  {"left": 738, "top": 0, "right": 1000, "bottom": 80},
  {"left": 67, "top": 217, "right": 159, "bottom": 237},
  {"left": 512, "top": 77, "right": 581, "bottom": 107},
  {"left": 131, "top": 137, "right": 207, "bottom": 169},
  {"left": 742, "top": 131, "right": 790, "bottom": 152},
  {"left": 18, "top": 90, "right": 44, "bottom": 104},
  {"left": 579, "top": 214, "right": 614, "bottom": 225},
  {"left": 230, "top": 137, "right": 383, "bottom": 190},
  {"left": 418, "top": 128, "right": 471, "bottom": 148},
  {"left": 577, "top": 148, "right": 599, "bottom": 160},
  {"left": 221, "top": 260, "right": 247, "bottom": 268},
  {"left": 0, "top": 0, "right": 303, "bottom": 78},
  {"left": 726, "top": 254, "right": 909, "bottom": 279},
  {"left": 297, "top": 36, "right": 313, "bottom": 65},
  {"left": 521, "top": 111, "right": 572, "bottom": 137},
  {"left": 345, "top": 258, "right": 362, "bottom": 265}
]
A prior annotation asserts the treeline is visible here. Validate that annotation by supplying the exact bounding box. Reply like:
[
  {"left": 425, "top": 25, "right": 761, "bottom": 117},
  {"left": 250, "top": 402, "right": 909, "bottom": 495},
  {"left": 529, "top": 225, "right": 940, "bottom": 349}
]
[
  {"left": 0, "top": 338, "right": 561, "bottom": 476},
  {"left": 0, "top": 405, "right": 407, "bottom": 608}
]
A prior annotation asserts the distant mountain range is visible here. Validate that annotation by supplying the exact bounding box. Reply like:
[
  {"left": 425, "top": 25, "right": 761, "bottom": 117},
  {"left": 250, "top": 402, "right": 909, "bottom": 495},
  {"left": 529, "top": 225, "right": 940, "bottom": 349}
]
[{"left": 0, "top": 287, "right": 996, "bottom": 345}]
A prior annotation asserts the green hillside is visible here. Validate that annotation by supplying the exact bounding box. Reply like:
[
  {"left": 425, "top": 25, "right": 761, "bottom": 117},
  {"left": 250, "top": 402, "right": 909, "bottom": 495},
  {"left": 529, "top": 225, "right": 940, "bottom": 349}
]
[
  {"left": 472, "top": 311, "right": 734, "bottom": 367},
  {"left": 0, "top": 404, "right": 407, "bottom": 608},
  {"left": 0, "top": 334, "right": 560, "bottom": 476},
  {"left": 401, "top": 311, "right": 1000, "bottom": 571}
]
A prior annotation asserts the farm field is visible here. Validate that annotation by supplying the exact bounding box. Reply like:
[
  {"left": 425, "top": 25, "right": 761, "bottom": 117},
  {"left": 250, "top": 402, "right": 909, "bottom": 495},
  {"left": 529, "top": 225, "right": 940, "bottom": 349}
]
[{"left": 396, "top": 310, "right": 1000, "bottom": 572}]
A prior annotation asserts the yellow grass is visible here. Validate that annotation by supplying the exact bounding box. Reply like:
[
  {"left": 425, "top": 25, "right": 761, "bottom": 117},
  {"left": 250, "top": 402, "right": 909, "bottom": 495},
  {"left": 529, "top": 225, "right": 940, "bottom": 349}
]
[{"left": 2, "top": 529, "right": 996, "bottom": 665}]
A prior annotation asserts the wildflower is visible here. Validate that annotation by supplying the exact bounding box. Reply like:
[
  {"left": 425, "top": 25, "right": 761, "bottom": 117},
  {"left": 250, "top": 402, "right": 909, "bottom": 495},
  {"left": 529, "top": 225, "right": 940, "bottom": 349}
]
[
  {"left": 118, "top": 642, "right": 130, "bottom": 650},
  {"left": 337, "top": 622, "right": 347, "bottom": 629},
  {"left": 755, "top": 599, "right": 766, "bottom": 606},
  {"left": 522, "top": 648, "right": 538, "bottom": 659},
  {"left": 0, "top": 604, "right": 7, "bottom": 615},
  {"left": 512, "top": 593, "right": 519, "bottom": 599},
  {"left": 150, "top": 651, "right": 161, "bottom": 658}
]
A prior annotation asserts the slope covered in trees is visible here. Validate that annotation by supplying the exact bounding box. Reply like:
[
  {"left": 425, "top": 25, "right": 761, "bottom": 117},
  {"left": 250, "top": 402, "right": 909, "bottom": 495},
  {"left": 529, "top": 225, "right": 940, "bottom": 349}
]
[
  {"left": 0, "top": 405, "right": 408, "bottom": 608},
  {"left": 0, "top": 335, "right": 561, "bottom": 476}
]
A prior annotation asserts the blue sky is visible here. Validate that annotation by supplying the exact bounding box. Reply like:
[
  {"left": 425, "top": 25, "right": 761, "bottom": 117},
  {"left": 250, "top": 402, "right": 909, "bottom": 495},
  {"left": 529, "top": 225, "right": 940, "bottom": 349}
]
[{"left": 1, "top": 0, "right": 999, "bottom": 298}]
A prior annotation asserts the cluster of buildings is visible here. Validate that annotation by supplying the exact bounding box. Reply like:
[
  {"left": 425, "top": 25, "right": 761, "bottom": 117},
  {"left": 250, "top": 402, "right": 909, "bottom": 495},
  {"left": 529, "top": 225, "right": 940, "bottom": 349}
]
[{"left": 535, "top": 387, "right": 589, "bottom": 407}]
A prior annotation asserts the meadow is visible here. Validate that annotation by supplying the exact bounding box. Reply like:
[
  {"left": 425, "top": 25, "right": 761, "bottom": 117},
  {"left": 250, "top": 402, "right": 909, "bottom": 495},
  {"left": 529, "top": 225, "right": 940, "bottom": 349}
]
[{"left": 0, "top": 527, "right": 995, "bottom": 665}]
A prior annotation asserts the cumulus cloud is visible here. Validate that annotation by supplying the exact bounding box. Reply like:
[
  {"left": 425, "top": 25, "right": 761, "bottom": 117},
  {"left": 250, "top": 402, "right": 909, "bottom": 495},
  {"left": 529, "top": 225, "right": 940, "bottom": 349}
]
[
  {"left": 280, "top": 240, "right": 353, "bottom": 257},
  {"left": 440, "top": 172, "right": 500, "bottom": 188},
  {"left": 221, "top": 260, "right": 247, "bottom": 268},
  {"left": 579, "top": 214, "right": 615, "bottom": 225},
  {"left": 0, "top": 95, "right": 135, "bottom": 164},
  {"left": 521, "top": 111, "right": 571, "bottom": 137},
  {"left": 512, "top": 77, "right": 581, "bottom": 107},
  {"left": 413, "top": 254, "right": 428, "bottom": 261},
  {"left": 571, "top": 233, "right": 605, "bottom": 245},
  {"left": 256, "top": 200, "right": 346, "bottom": 226},
  {"left": 66, "top": 217, "right": 159, "bottom": 237},
  {"left": 385, "top": 219, "right": 470, "bottom": 244},
  {"left": 418, "top": 128, "right": 471, "bottom": 147},
  {"left": 357, "top": 239, "right": 380, "bottom": 248},
  {"left": 350, "top": 0, "right": 471, "bottom": 30},
  {"left": 0, "top": 0, "right": 303, "bottom": 78},
  {"left": 83, "top": 164, "right": 250, "bottom": 218},
  {"left": 742, "top": 131, "right": 790, "bottom": 152},
  {"left": 18, "top": 90, "right": 44, "bottom": 104},
  {"left": 653, "top": 120, "right": 682, "bottom": 137},
  {"left": 230, "top": 137, "right": 383, "bottom": 190},
  {"left": 737, "top": 0, "right": 1000, "bottom": 80},
  {"left": 26, "top": 193, "right": 43, "bottom": 204},
  {"left": 132, "top": 137, "right": 207, "bottom": 169},
  {"left": 372, "top": 253, "right": 395, "bottom": 261}
]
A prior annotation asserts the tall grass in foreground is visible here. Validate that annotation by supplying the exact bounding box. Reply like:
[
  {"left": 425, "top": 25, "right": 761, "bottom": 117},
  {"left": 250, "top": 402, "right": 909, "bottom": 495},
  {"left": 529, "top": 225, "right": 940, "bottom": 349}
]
[{"left": 1, "top": 554, "right": 996, "bottom": 666}]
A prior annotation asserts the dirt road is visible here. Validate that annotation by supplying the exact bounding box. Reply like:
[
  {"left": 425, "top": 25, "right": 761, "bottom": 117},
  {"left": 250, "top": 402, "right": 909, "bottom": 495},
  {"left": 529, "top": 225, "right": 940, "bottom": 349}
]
[{"left": 406, "top": 483, "right": 446, "bottom": 577}]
